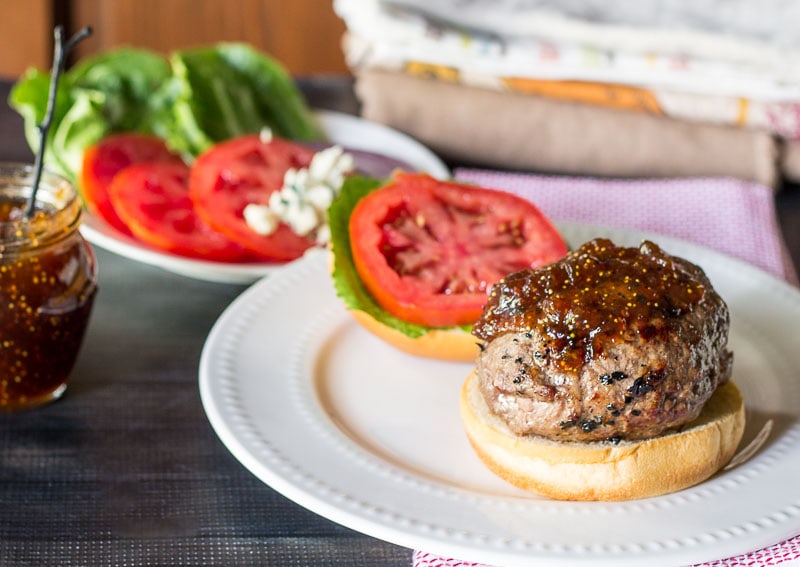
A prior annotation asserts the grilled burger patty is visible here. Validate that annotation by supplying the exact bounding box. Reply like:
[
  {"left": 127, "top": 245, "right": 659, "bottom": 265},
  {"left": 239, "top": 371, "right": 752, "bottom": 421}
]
[{"left": 472, "top": 238, "right": 733, "bottom": 443}]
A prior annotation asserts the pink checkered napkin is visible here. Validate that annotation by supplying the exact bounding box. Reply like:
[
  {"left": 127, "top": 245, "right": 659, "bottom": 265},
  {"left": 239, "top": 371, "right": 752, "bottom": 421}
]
[
  {"left": 412, "top": 170, "right": 799, "bottom": 567},
  {"left": 413, "top": 537, "right": 800, "bottom": 567},
  {"left": 454, "top": 169, "right": 796, "bottom": 283}
]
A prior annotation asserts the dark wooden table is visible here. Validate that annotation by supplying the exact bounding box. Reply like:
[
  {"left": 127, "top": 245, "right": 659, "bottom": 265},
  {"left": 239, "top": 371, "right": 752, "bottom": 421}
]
[{"left": 0, "top": 76, "right": 798, "bottom": 566}]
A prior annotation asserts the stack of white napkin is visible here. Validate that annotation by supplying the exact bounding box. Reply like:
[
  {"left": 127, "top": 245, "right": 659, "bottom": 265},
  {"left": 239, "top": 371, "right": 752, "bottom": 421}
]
[{"left": 335, "top": 0, "right": 800, "bottom": 189}]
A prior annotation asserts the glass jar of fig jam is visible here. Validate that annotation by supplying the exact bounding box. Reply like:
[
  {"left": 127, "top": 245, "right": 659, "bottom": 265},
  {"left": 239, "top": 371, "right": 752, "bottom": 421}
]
[{"left": 0, "top": 164, "right": 97, "bottom": 411}]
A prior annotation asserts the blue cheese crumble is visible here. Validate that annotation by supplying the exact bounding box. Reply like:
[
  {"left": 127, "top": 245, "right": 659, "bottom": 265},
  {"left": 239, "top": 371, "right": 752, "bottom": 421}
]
[{"left": 243, "top": 132, "right": 355, "bottom": 245}]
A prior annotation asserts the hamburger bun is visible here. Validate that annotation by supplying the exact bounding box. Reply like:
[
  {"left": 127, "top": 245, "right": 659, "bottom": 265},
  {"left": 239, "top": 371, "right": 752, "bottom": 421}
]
[
  {"left": 329, "top": 251, "right": 480, "bottom": 362},
  {"left": 460, "top": 369, "right": 746, "bottom": 501},
  {"left": 347, "top": 308, "right": 479, "bottom": 362}
]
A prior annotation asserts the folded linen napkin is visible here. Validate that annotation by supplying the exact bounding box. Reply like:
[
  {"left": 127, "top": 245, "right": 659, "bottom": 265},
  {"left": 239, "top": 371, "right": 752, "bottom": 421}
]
[
  {"left": 336, "top": 0, "right": 800, "bottom": 100},
  {"left": 383, "top": 0, "right": 800, "bottom": 63},
  {"left": 412, "top": 168, "right": 798, "bottom": 566},
  {"left": 347, "top": 49, "right": 800, "bottom": 142},
  {"left": 339, "top": 0, "right": 800, "bottom": 142},
  {"left": 355, "top": 69, "right": 780, "bottom": 188}
]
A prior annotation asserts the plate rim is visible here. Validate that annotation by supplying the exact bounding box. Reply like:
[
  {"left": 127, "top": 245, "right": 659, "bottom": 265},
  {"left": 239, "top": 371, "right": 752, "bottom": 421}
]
[{"left": 199, "top": 222, "right": 800, "bottom": 566}]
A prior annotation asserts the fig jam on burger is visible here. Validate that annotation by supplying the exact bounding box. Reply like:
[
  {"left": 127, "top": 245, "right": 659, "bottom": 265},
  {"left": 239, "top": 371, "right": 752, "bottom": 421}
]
[{"left": 472, "top": 238, "right": 733, "bottom": 444}]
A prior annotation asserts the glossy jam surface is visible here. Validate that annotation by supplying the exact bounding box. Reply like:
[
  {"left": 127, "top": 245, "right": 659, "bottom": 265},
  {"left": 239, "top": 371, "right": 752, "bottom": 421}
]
[
  {"left": 472, "top": 238, "right": 706, "bottom": 371},
  {"left": 0, "top": 190, "right": 97, "bottom": 411}
]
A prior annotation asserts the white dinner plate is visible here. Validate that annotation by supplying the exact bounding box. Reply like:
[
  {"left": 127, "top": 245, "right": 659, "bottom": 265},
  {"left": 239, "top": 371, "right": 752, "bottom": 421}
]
[
  {"left": 80, "top": 110, "right": 450, "bottom": 284},
  {"left": 199, "top": 223, "right": 800, "bottom": 566}
]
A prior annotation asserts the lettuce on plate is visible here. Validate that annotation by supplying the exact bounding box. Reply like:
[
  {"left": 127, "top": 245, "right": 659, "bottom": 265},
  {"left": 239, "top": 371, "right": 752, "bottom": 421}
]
[
  {"left": 152, "top": 43, "right": 324, "bottom": 159},
  {"left": 8, "top": 43, "right": 324, "bottom": 184},
  {"left": 9, "top": 48, "right": 170, "bottom": 183}
]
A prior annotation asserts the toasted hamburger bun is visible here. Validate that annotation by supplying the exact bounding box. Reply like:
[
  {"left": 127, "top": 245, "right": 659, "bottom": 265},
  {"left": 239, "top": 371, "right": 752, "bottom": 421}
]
[
  {"left": 328, "top": 251, "right": 480, "bottom": 362},
  {"left": 460, "top": 370, "right": 746, "bottom": 501},
  {"left": 348, "top": 308, "right": 479, "bottom": 362}
]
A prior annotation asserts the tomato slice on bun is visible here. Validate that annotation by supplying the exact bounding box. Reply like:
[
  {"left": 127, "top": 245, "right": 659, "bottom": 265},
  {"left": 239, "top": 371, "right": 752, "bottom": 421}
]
[
  {"left": 329, "top": 172, "right": 568, "bottom": 360},
  {"left": 349, "top": 172, "right": 567, "bottom": 328}
]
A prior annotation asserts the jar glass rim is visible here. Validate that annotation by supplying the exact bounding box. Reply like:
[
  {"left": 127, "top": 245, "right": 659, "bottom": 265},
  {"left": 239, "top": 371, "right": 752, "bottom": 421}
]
[{"left": 0, "top": 163, "right": 81, "bottom": 250}]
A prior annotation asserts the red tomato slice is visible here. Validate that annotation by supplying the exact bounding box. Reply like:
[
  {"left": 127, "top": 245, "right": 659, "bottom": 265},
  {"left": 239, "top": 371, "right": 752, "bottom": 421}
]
[
  {"left": 80, "top": 133, "right": 183, "bottom": 234},
  {"left": 188, "top": 135, "right": 318, "bottom": 262},
  {"left": 349, "top": 173, "right": 568, "bottom": 328},
  {"left": 108, "top": 162, "right": 247, "bottom": 262}
]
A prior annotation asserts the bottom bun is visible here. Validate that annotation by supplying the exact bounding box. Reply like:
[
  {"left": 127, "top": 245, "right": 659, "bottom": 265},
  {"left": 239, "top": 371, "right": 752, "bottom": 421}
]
[
  {"left": 460, "top": 370, "right": 746, "bottom": 501},
  {"left": 348, "top": 309, "right": 479, "bottom": 362}
]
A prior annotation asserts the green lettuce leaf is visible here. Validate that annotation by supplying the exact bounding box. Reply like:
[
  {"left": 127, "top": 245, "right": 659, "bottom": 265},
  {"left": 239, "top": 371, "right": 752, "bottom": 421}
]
[
  {"left": 68, "top": 48, "right": 172, "bottom": 132},
  {"left": 8, "top": 48, "right": 171, "bottom": 183},
  {"left": 7, "top": 43, "right": 323, "bottom": 185},
  {"left": 155, "top": 43, "right": 324, "bottom": 159},
  {"left": 8, "top": 67, "right": 79, "bottom": 180},
  {"left": 329, "top": 175, "right": 470, "bottom": 339},
  {"left": 50, "top": 91, "right": 112, "bottom": 183}
]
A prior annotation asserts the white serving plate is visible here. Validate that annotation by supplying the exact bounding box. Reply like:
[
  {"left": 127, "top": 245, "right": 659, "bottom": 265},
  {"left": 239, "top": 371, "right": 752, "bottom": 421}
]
[{"left": 199, "top": 223, "right": 800, "bottom": 566}]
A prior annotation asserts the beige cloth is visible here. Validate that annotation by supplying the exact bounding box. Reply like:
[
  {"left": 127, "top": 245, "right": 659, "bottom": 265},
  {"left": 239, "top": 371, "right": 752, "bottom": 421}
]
[
  {"left": 355, "top": 69, "right": 780, "bottom": 188},
  {"left": 780, "top": 139, "right": 800, "bottom": 183}
]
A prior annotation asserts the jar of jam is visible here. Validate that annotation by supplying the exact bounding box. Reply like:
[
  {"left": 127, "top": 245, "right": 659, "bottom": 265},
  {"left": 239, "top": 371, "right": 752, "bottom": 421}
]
[{"left": 0, "top": 163, "right": 97, "bottom": 411}]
